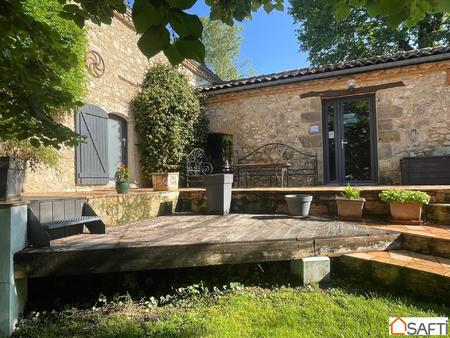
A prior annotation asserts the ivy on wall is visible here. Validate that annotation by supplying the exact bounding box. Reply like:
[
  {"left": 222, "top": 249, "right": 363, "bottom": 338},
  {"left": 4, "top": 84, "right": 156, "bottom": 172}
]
[{"left": 131, "top": 64, "right": 208, "bottom": 177}]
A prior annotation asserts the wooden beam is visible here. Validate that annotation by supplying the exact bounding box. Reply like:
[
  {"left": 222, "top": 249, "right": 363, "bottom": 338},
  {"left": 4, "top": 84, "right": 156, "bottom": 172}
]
[
  {"left": 299, "top": 81, "right": 405, "bottom": 99},
  {"left": 14, "top": 239, "right": 316, "bottom": 277}
]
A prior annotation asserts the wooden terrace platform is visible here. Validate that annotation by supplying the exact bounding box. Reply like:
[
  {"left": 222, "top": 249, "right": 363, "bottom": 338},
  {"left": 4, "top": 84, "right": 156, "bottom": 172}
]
[{"left": 15, "top": 214, "right": 401, "bottom": 278}]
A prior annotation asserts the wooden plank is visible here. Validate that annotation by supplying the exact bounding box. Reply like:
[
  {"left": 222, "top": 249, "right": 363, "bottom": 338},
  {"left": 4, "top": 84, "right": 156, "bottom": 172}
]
[
  {"left": 300, "top": 81, "right": 405, "bottom": 99},
  {"left": 14, "top": 214, "right": 402, "bottom": 277},
  {"left": 14, "top": 239, "right": 315, "bottom": 277},
  {"left": 314, "top": 234, "right": 402, "bottom": 257}
]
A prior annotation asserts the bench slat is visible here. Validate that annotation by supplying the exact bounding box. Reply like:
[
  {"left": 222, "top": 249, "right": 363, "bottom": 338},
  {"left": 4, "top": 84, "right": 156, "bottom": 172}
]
[{"left": 43, "top": 216, "right": 102, "bottom": 229}]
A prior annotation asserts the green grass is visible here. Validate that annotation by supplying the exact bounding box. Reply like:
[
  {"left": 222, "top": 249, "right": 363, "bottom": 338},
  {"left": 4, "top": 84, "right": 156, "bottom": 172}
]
[{"left": 14, "top": 286, "right": 449, "bottom": 338}]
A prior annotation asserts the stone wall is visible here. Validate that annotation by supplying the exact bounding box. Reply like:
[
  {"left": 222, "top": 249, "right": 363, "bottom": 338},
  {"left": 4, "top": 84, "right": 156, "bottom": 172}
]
[
  {"left": 25, "top": 13, "right": 212, "bottom": 193},
  {"left": 204, "top": 61, "right": 450, "bottom": 184}
]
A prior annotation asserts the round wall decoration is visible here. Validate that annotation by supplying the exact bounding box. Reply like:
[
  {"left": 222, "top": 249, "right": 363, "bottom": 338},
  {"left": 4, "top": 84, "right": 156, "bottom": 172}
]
[{"left": 85, "top": 50, "right": 105, "bottom": 78}]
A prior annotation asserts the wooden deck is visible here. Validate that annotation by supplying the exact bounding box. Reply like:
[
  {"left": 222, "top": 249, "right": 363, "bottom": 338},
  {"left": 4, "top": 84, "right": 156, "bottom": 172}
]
[{"left": 15, "top": 214, "right": 401, "bottom": 278}]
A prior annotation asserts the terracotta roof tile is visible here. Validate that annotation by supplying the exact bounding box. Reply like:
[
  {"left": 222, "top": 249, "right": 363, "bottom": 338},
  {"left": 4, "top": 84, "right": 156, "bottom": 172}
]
[{"left": 201, "top": 45, "right": 450, "bottom": 93}]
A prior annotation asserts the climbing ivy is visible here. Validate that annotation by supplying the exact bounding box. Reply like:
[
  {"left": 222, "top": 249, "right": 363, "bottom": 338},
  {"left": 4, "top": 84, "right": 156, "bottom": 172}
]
[{"left": 131, "top": 64, "right": 207, "bottom": 177}]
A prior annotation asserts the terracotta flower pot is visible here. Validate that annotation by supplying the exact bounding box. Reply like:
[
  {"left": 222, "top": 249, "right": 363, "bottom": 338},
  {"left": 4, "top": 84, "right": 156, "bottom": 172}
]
[
  {"left": 151, "top": 172, "right": 179, "bottom": 191},
  {"left": 389, "top": 203, "right": 423, "bottom": 224},
  {"left": 336, "top": 197, "right": 365, "bottom": 221}
]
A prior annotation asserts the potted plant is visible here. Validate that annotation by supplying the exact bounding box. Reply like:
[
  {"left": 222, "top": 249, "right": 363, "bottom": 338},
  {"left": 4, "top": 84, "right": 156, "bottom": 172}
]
[
  {"left": 336, "top": 184, "right": 366, "bottom": 221},
  {"left": 115, "top": 163, "right": 130, "bottom": 194},
  {"left": 0, "top": 140, "right": 58, "bottom": 200},
  {"left": 379, "top": 189, "right": 431, "bottom": 224},
  {"left": 285, "top": 194, "right": 313, "bottom": 217},
  {"left": 131, "top": 65, "right": 207, "bottom": 192},
  {"left": 151, "top": 171, "right": 179, "bottom": 192}
]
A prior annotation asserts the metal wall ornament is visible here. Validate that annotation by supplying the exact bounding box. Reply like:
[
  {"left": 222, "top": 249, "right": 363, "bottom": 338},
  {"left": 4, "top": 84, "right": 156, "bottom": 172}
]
[{"left": 85, "top": 50, "right": 105, "bottom": 78}]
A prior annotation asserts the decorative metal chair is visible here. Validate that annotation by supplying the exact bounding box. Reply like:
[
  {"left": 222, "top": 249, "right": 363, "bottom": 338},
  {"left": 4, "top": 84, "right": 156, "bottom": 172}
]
[
  {"left": 236, "top": 143, "right": 318, "bottom": 187},
  {"left": 185, "top": 148, "right": 213, "bottom": 187}
]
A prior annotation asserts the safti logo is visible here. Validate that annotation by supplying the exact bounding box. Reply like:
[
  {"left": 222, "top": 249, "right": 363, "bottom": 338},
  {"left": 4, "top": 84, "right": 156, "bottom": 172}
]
[{"left": 389, "top": 317, "right": 448, "bottom": 336}]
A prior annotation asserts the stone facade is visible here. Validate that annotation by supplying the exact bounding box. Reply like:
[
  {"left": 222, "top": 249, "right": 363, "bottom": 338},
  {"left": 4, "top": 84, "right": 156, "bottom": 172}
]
[
  {"left": 24, "top": 12, "right": 214, "bottom": 193},
  {"left": 203, "top": 61, "right": 450, "bottom": 184}
]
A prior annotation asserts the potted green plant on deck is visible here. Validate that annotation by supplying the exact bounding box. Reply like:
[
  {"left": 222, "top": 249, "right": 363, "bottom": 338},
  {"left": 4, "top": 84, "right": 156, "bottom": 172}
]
[
  {"left": 379, "top": 189, "right": 431, "bottom": 224},
  {"left": 115, "top": 163, "right": 129, "bottom": 194},
  {"left": 336, "top": 184, "right": 365, "bottom": 221}
]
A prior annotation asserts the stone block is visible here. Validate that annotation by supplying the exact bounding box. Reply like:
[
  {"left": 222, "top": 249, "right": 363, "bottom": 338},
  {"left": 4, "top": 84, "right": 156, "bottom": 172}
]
[
  {"left": 301, "top": 111, "right": 321, "bottom": 123},
  {"left": 378, "top": 144, "right": 393, "bottom": 160},
  {"left": 290, "top": 257, "right": 330, "bottom": 284},
  {"left": 378, "top": 103, "right": 403, "bottom": 118},
  {"left": 378, "top": 130, "right": 401, "bottom": 143},
  {"left": 377, "top": 119, "right": 393, "bottom": 131},
  {"left": 299, "top": 135, "right": 322, "bottom": 148}
]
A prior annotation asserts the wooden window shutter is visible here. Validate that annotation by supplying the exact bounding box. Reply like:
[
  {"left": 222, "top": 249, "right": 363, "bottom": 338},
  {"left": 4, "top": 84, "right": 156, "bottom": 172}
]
[{"left": 75, "top": 104, "right": 109, "bottom": 185}]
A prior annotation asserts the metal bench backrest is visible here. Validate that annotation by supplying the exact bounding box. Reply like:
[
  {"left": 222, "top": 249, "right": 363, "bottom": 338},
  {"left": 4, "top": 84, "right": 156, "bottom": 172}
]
[
  {"left": 237, "top": 143, "right": 318, "bottom": 186},
  {"left": 185, "top": 148, "right": 214, "bottom": 187}
]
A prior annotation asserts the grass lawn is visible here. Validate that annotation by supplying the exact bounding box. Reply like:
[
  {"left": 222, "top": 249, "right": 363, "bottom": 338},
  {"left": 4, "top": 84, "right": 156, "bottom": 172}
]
[{"left": 14, "top": 284, "right": 449, "bottom": 338}]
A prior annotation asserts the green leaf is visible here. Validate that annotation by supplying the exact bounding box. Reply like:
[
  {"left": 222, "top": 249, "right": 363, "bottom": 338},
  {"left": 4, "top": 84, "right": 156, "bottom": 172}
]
[
  {"left": 132, "top": 0, "right": 167, "bottom": 33},
  {"left": 137, "top": 25, "right": 170, "bottom": 59},
  {"left": 169, "top": 9, "right": 203, "bottom": 38},
  {"left": 163, "top": 43, "right": 184, "bottom": 65},
  {"left": 173, "top": 37, "right": 205, "bottom": 63},
  {"left": 166, "top": 0, "right": 197, "bottom": 10},
  {"left": 435, "top": 0, "right": 450, "bottom": 12}
]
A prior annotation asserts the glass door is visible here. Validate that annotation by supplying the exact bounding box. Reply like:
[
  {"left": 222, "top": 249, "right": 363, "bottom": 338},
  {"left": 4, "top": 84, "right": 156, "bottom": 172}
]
[
  {"left": 323, "top": 96, "right": 377, "bottom": 184},
  {"left": 107, "top": 115, "right": 128, "bottom": 179}
]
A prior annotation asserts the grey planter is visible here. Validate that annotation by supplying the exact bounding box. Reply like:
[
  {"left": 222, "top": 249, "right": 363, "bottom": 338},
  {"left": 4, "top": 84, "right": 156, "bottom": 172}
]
[
  {"left": 0, "top": 157, "right": 26, "bottom": 201},
  {"left": 203, "top": 174, "right": 233, "bottom": 215},
  {"left": 285, "top": 194, "right": 313, "bottom": 217}
]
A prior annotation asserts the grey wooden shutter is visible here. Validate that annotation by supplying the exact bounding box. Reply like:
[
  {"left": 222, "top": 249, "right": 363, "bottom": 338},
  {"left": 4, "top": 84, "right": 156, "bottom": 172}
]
[{"left": 75, "top": 104, "right": 109, "bottom": 185}]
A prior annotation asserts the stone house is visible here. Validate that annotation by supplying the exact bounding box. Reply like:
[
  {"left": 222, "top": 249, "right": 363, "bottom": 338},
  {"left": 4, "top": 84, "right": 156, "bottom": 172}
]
[
  {"left": 24, "top": 10, "right": 219, "bottom": 193},
  {"left": 202, "top": 46, "right": 450, "bottom": 185},
  {"left": 24, "top": 12, "right": 450, "bottom": 192}
]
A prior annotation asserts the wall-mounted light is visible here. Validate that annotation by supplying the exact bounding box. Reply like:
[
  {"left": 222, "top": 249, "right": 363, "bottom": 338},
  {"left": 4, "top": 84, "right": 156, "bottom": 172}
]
[{"left": 347, "top": 79, "right": 356, "bottom": 89}]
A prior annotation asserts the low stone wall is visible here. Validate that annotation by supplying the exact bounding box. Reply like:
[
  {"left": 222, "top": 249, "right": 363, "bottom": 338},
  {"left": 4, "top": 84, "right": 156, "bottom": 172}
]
[
  {"left": 80, "top": 186, "right": 450, "bottom": 227},
  {"left": 178, "top": 187, "right": 450, "bottom": 218},
  {"left": 86, "top": 191, "right": 179, "bottom": 226}
]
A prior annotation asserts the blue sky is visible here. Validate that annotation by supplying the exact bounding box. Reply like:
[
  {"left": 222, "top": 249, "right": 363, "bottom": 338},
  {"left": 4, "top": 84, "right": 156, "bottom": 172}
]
[
  {"left": 127, "top": 0, "right": 310, "bottom": 76},
  {"left": 189, "top": 1, "right": 310, "bottom": 76}
]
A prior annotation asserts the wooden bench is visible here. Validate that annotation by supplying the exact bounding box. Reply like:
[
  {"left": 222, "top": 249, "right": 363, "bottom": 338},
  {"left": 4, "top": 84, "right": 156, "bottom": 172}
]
[
  {"left": 236, "top": 143, "right": 318, "bottom": 187},
  {"left": 26, "top": 197, "right": 106, "bottom": 248}
]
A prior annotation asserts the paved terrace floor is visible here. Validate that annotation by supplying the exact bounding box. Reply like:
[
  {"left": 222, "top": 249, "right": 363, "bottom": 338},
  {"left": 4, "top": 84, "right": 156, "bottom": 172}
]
[{"left": 15, "top": 214, "right": 400, "bottom": 278}]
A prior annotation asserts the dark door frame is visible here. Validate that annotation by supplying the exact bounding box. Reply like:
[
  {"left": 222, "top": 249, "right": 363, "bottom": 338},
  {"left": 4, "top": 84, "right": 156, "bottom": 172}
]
[{"left": 322, "top": 94, "right": 378, "bottom": 185}]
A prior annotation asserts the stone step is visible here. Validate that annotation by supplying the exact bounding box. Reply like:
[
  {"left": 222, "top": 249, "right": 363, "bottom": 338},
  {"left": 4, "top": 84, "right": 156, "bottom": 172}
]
[
  {"left": 335, "top": 250, "right": 450, "bottom": 303},
  {"left": 424, "top": 203, "right": 450, "bottom": 225},
  {"left": 368, "top": 223, "right": 450, "bottom": 258}
]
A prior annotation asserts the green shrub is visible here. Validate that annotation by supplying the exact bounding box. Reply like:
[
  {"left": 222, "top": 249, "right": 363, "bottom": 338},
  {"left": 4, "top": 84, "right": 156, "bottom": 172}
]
[
  {"left": 0, "top": 140, "right": 58, "bottom": 170},
  {"left": 379, "top": 190, "right": 431, "bottom": 205},
  {"left": 341, "top": 184, "right": 361, "bottom": 199},
  {"left": 131, "top": 64, "right": 207, "bottom": 177}
]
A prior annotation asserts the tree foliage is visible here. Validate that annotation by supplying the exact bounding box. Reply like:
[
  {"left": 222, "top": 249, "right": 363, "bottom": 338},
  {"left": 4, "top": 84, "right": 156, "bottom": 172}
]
[
  {"left": 0, "top": 0, "right": 87, "bottom": 148},
  {"left": 59, "top": 0, "right": 449, "bottom": 67},
  {"left": 201, "top": 17, "right": 254, "bottom": 80},
  {"left": 289, "top": 0, "right": 450, "bottom": 65},
  {"left": 323, "top": 0, "right": 450, "bottom": 27},
  {"left": 58, "top": 0, "right": 284, "bottom": 65},
  {"left": 131, "top": 64, "right": 207, "bottom": 175}
]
